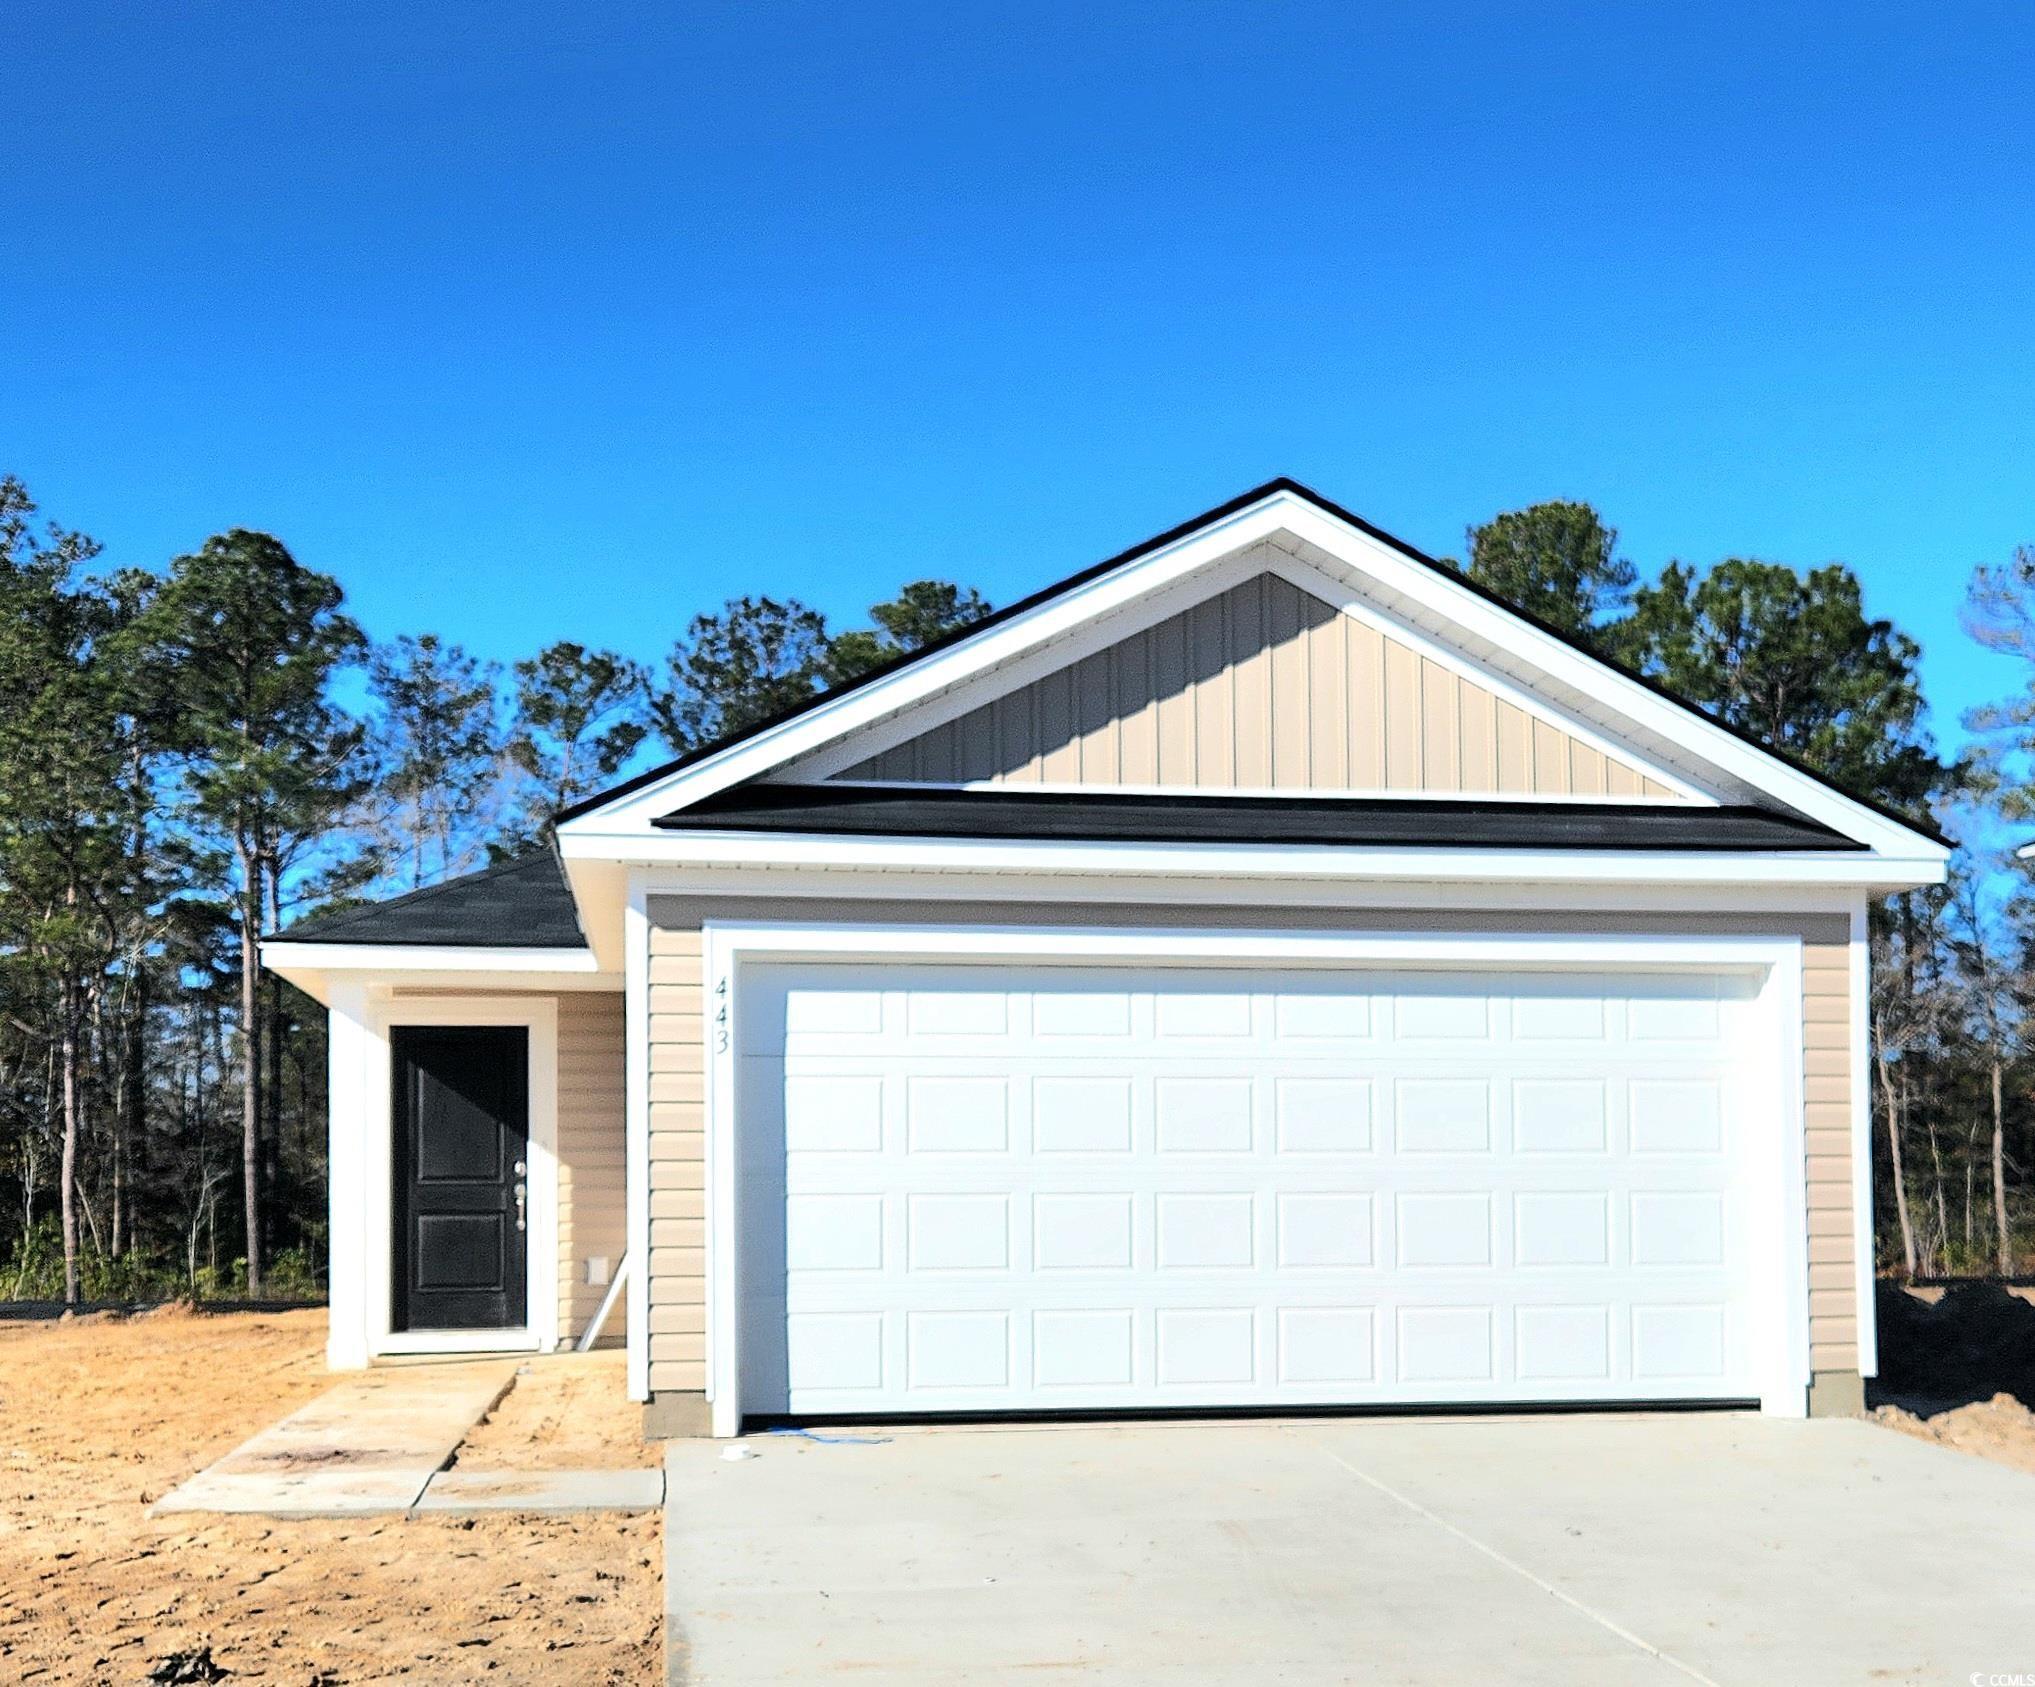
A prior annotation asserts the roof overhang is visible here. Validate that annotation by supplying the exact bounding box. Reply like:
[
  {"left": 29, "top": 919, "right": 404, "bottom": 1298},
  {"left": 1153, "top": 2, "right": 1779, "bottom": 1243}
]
[
  {"left": 556, "top": 482, "right": 1950, "bottom": 870},
  {"left": 259, "top": 939, "right": 613, "bottom": 1008},
  {"left": 557, "top": 825, "right": 1944, "bottom": 896}
]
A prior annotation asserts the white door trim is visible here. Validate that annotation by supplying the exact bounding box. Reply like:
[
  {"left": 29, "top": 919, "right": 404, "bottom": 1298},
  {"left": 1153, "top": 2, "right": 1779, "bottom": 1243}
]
[
  {"left": 698, "top": 922, "right": 1809, "bottom": 1435},
  {"left": 337, "top": 994, "right": 561, "bottom": 1363}
]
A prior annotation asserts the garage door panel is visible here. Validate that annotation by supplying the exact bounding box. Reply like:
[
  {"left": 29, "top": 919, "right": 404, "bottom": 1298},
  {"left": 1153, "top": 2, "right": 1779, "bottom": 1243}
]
[{"left": 742, "top": 963, "right": 1761, "bottom": 1415}]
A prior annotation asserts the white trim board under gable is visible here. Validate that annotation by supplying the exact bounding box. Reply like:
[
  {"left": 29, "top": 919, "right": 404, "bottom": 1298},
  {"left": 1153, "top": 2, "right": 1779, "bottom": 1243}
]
[
  {"left": 556, "top": 484, "right": 1946, "bottom": 866},
  {"left": 782, "top": 538, "right": 1713, "bottom": 803}
]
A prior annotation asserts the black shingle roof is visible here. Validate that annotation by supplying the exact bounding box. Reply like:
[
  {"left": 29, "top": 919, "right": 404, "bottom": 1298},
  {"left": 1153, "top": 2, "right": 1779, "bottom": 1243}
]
[
  {"left": 268, "top": 851, "right": 586, "bottom": 949},
  {"left": 654, "top": 785, "right": 1862, "bottom": 853}
]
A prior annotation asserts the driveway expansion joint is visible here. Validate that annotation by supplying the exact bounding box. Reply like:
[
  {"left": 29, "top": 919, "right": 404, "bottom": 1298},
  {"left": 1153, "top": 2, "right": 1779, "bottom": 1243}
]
[{"left": 1306, "top": 1433, "right": 1723, "bottom": 1687}]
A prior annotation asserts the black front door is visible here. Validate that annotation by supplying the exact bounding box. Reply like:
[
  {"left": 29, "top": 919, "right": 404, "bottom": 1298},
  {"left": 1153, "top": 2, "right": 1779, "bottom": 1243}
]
[{"left": 392, "top": 1025, "right": 529, "bottom": 1332}]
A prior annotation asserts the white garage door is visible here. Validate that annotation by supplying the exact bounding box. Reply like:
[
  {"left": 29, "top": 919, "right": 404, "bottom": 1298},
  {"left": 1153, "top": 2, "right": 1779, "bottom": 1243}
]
[{"left": 736, "top": 962, "right": 1765, "bottom": 1416}]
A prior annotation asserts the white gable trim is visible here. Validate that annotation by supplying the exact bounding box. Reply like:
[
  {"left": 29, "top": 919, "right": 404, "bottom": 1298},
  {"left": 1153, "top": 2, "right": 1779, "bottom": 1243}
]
[
  {"left": 780, "top": 539, "right": 1285, "bottom": 782},
  {"left": 781, "top": 538, "right": 1711, "bottom": 802},
  {"left": 1260, "top": 547, "right": 1709, "bottom": 802},
  {"left": 556, "top": 488, "right": 1945, "bottom": 862},
  {"left": 560, "top": 499, "right": 1303, "bottom": 834},
  {"left": 1268, "top": 498, "right": 1939, "bottom": 859}
]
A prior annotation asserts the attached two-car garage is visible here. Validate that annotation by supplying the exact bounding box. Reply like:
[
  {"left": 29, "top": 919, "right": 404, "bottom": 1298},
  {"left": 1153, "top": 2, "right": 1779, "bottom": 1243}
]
[{"left": 727, "top": 945, "right": 1795, "bottom": 1420}]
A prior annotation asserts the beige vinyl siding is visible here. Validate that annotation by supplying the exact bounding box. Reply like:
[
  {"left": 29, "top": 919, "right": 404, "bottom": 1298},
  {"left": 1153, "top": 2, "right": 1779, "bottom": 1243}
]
[
  {"left": 836, "top": 573, "right": 1677, "bottom": 797},
  {"left": 644, "top": 899, "right": 1858, "bottom": 1395},
  {"left": 556, "top": 993, "right": 627, "bottom": 1347},
  {"left": 647, "top": 927, "right": 708, "bottom": 1393}
]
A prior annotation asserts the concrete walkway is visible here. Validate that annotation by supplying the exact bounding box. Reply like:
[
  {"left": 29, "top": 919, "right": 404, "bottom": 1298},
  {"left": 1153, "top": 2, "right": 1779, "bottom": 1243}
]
[
  {"left": 154, "top": 1359, "right": 517, "bottom": 1517},
  {"left": 664, "top": 1413, "right": 2035, "bottom": 1685},
  {"left": 152, "top": 1360, "right": 664, "bottom": 1519}
]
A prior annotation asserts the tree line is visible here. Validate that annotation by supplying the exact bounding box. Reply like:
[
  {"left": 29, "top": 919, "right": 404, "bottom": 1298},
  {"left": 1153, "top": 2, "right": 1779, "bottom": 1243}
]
[
  {"left": 1, "top": 474, "right": 2029, "bottom": 1304},
  {"left": 1462, "top": 501, "right": 2032, "bottom": 1278},
  {"left": 0, "top": 473, "right": 986, "bottom": 1304}
]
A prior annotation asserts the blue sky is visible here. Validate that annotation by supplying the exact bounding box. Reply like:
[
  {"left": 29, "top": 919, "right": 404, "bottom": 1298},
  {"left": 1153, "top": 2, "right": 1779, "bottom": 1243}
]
[{"left": 6, "top": 2, "right": 2032, "bottom": 789}]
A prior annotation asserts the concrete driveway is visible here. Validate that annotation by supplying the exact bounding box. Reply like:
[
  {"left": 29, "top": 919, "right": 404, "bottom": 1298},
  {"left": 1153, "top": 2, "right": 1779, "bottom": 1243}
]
[{"left": 664, "top": 1413, "right": 2035, "bottom": 1684}]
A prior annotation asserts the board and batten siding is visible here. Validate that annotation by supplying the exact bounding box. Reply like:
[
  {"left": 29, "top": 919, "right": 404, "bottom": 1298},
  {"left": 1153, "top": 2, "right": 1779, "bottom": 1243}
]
[
  {"left": 836, "top": 573, "right": 1678, "bottom": 798},
  {"left": 643, "top": 900, "right": 1859, "bottom": 1400}
]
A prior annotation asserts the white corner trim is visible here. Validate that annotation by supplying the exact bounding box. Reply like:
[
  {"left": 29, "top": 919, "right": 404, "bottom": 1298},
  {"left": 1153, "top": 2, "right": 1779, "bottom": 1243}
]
[
  {"left": 623, "top": 880, "right": 652, "bottom": 1403},
  {"left": 333, "top": 994, "right": 562, "bottom": 1367},
  {"left": 1759, "top": 936, "right": 1812, "bottom": 1415},
  {"left": 325, "top": 982, "right": 374, "bottom": 1370},
  {"left": 695, "top": 920, "right": 1812, "bottom": 1434},
  {"left": 1850, "top": 896, "right": 1878, "bottom": 1378},
  {"left": 704, "top": 927, "right": 739, "bottom": 1436}
]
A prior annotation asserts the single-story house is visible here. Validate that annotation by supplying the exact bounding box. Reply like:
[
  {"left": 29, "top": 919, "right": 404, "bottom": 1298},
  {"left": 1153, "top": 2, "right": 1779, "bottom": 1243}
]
[{"left": 262, "top": 479, "right": 1948, "bottom": 1436}]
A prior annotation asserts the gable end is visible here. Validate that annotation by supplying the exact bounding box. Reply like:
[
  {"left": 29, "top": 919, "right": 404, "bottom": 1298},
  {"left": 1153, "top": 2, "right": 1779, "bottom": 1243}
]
[{"left": 834, "top": 571, "right": 1679, "bottom": 798}]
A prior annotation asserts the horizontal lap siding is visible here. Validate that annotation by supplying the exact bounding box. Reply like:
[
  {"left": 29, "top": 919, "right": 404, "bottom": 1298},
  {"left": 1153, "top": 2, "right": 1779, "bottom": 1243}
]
[
  {"left": 837, "top": 570, "right": 1675, "bottom": 797},
  {"left": 557, "top": 994, "right": 628, "bottom": 1346},
  {"left": 1801, "top": 937, "right": 1856, "bottom": 1371},
  {"left": 643, "top": 899, "right": 1857, "bottom": 1392},
  {"left": 647, "top": 928, "right": 707, "bottom": 1393}
]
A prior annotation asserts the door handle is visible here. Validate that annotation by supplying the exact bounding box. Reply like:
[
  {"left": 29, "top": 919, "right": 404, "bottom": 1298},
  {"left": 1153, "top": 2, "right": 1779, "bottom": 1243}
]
[{"left": 514, "top": 1181, "right": 527, "bottom": 1232}]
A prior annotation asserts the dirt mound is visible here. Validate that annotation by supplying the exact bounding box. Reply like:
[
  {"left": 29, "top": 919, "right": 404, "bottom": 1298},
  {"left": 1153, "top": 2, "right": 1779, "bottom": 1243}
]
[
  {"left": 1872, "top": 1281, "right": 2035, "bottom": 1413},
  {"left": 131, "top": 1298, "right": 203, "bottom": 1321},
  {"left": 1872, "top": 1392, "right": 2035, "bottom": 1477}
]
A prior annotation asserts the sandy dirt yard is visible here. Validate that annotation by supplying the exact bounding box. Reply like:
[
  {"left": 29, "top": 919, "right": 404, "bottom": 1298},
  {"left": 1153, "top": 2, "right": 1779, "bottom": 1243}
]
[{"left": 0, "top": 1309, "right": 660, "bottom": 1685}]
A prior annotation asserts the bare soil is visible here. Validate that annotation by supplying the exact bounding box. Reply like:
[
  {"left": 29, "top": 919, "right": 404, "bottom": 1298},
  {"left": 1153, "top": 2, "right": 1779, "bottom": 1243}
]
[
  {"left": 0, "top": 1308, "right": 659, "bottom": 1685},
  {"left": 1871, "top": 1391, "right": 2035, "bottom": 1476},
  {"left": 1869, "top": 1281, "right": 2035, "bottom": 1476},
  {"left": 452, "top": 1349, "right": 655, "bottom": 1473}
]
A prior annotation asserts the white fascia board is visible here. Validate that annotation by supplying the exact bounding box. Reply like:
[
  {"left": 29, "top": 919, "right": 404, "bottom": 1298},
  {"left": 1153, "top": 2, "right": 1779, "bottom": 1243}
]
[
  {"left": 555, "top": 498, "right": 1295, "bottom": 832},
  {"left": 617, "top": 861, "right": 1870, "bottom": 916},
  {"left": 1271, "top": 500, "right": 1948, "bottom": 861},
  {"left": 258, "top": 941, "right": 602, "bottom": 974},
  {"left": 259, "top": 942, "right": 613, "bottom": 1007},
  {"left": 707, "top": 921, "right": 1800, "bottom": 969},
  {"left": 558, "top": 826, "right": 1946, "bottom": 892}
]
